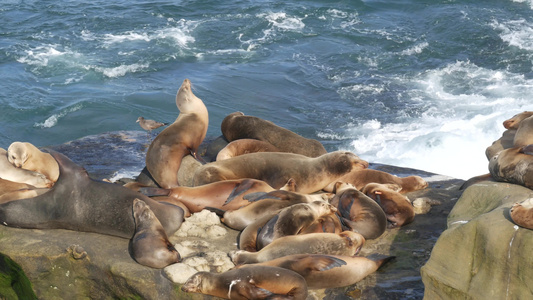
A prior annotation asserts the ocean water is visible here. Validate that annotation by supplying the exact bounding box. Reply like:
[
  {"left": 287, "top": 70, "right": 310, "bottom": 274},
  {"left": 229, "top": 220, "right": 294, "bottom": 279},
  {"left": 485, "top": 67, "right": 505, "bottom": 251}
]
[{"left": 2, "top": 0, "right": 533, "bottom": 180}]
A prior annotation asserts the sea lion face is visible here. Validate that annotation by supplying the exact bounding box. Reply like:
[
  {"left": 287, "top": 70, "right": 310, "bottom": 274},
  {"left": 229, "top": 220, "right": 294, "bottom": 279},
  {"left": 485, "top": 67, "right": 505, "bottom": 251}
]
[
  {"left": 309, "top": 200, "right": 337, "bottom": 215},
  {"left": 182, "top": 273, "right": 205, "bottom": 293},
  {"left": 175, "top": 78, "right": 202, "bottom": 112},
  {"left": 7, "top": 142, "right": 28, "bottom": 168},
  {"left": 338, "top": 231, "right": 365, "bottom": 254},
  {"left": 133, "top": 198, "right": 154, "bottom": 225},
  {"left": 503, "top": 111, "right": 533, "bottom": 129}
]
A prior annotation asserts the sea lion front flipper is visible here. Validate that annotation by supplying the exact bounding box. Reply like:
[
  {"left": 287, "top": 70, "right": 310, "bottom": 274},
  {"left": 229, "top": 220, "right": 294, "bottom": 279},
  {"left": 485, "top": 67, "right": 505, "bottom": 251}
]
[
  {"left": 236, "top": 279, "right": 273, "bottom": 299},
  {"left": 225, "top": 179, "right": 256, "bottom": 205},
  {"left": 139, "top": 187, "right": 171, "bottom": 197},
  {"left": 285, "top": 255, "right": 346, "bottom": 276},
  {"left": 244, "top": 191, "right": 283, "bottom": 202}
]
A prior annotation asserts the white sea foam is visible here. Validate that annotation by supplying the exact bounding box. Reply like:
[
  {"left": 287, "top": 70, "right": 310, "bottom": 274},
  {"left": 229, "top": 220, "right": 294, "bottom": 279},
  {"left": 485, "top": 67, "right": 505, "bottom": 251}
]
[
  {"left": 492, "top": 18, "right": 533, "bottom": 51},
  {"left": 511, "top": 0, "right": 533, "bottom": 9},
  {"left": 17, "top": 45, "right": 80, "bottom": 67},
  {"left": 34, "top": 104, "right": 83, "bottom": 128},
  {"left": 90, "top": 63, "right": 150, "bottom": 78},
  {"left": 261, "top": 12, "right": 306, "bottom": 31},
  {"left": 400, "top": 42, "right": 429, "bottom": 56},
  {"left": 335, "top": 60, "right": 533, "bottom": 179}
]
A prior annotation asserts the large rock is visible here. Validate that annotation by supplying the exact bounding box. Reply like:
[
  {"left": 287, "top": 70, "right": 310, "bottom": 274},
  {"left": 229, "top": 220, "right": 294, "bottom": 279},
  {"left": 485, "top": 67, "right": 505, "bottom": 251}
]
[{"left": 421, "top": 181, "right": 533, "bottom": 299}]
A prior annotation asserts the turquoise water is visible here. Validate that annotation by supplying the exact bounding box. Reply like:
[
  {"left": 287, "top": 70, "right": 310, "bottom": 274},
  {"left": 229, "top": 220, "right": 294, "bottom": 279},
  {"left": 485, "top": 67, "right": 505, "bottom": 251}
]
[{"left": 2, "top": 0, "right": 533, "bottom": 179}]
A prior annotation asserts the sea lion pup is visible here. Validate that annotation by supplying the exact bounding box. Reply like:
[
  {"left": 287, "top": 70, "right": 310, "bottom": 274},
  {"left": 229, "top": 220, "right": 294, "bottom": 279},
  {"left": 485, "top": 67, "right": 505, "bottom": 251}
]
[
  {"left": 362, "top": 183, "right": 415, "bottom": 228},
  {"left": 503, "top": 111, "right": 533, "bottom": 129},
  {"left": 216, "top": 139, "right": 280, "bottom": 161},
  {"left": 221, "top": 191, "right": 334, "bottom": 231},
  {"left": 0, "top": 150, "right": 184, "bottom": 239},
  {"left": 238, "top": 253, "right": 395, "bottom": 290},
  {"left": 510, "top": 198, "right": 533, "bottom": 230},
  {"left": 486, "top": 129, "right": 516, "bottom": 160},
  {"left": 256, "top": 201, "right": 338, "bottom": 250},
  {"left": 145, "top": 78, "right": 208, "bottom": 188},
  {"left": 7, "top": 142, "right": 59, "bottom": 183},
  {"left": 331, "top": 182, "right": 387, "bottom": 239},
  {"left": 231, "top": 231, "right": 365, "bottom": 265},
  {"left": 489, "top": 145, "right": 533, "bottom": 189},
  {"left": 0, "top": 148, "right": 52, "bottom": 188},
  {"left": 221, "top": 111, "right": 327, "bottom": 158},
  {"left": 139, "top": 178, "right": 277, "bottom": 213},
  {"left": 131, "top": 199, "right": 181, "bottom": 268},
  {"left": 325, "top": 168, "right": 428, "bottom": 194},
  {"left": 514, "top": 115, "right": 533, "bottom": 147},
  {"left": 193, "top": 151, "right": 369, "bottom": 194},
  {"left": 182, "top": 265, "right": 308, "bottom": 300}
]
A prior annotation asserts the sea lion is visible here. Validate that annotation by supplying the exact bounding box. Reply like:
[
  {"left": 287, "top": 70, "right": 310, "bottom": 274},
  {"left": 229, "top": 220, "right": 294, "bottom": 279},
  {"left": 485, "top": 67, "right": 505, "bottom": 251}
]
[
  {"left": 503, "top": 111, "right": 533, "bottom": 129},
  {"left": 0, "top": 148, "right": 52, "bottom": 188},
  {"left": 182, "top": 265, "right": 308, "bottom": 300},
  {"left": 193, "top": 151, "right": 369, "bottom": 194},
  {"left": 256, "top": 200, "right": 337, "bottom": 249},
  {"left": 145, "top": 78, "right": 208, "bottom": 188},
  {"left": 510, "top": 198, "right": 533, "bottom": 230},
  {"left": 489, "top": 145, "right": 533, "bottom": 189},
  {"left": 238, "top": 212, "right": 278, "bottom": 252},
  {"left": 221, "top": 111, "right": 327, "bottom": 158},
  {"left": 216, "top": 139, "right": 280, "bottom": 161},
  {"left": 362, "top": 183, "right": 415, "bottom": 228},
  {"left": 514, "top": 115, "right": 533, "bottom": 147},
  {"left": 331, "top": 182, "right": 387, "bottom": 239},
  {"left": 231, "top": 231, "right": 365, "bottom": 265},
  {"left": 130, "top": 199, "right": 181, "bottom": 268},
  {"left": 6, "top": 142, "right": 59, "bottom": 183},
  {"left": 298, "top": 214, "right": 344, "bottom": 234},
  {"left": 239, "top": 253, "right": 395, "bottom": 289},
  {"left": 0, "top": 150, "right": 184, "bottom": 239},
  {"left": 139, "top": 178, "right": 277, "bottom": 213},
  {"left": 0, "top": 178, "right": 49, "bottom": 203},
  {"left": 325, "top": 169, "right": 428, "bottom": 194},
  {"left": 221, "top": 191, "right": 333, "bottom": 231}
]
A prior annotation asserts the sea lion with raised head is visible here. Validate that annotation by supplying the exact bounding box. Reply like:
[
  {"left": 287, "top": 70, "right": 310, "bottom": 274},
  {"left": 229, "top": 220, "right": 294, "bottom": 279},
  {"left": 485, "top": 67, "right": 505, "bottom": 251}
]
[
  {"left": 239, "top": 253, "right": 395, "bottom": 290},
  {"left": 0, "top": 150, "right": 184, "bottom": 239},
  {"left": 510, "top": 198, "right": 533, "bottom": 230},
  {"left": 231, "top": 231, "right": 365, "bottom": 265},
  {"left": 145, "top": 79, "right": 208, "bottom": 188},
  {"left": 130, "top": 199, "right": 181, "bottom": 268},
  {"left": 331, "top": 182, "right": 387, "bottom": 239},
  {"left": 182, "top": 265, "right": 308, "bottom": 300},
  {"left": 216, "top": 139, "right": 280, "bottom": 161},
  {"left": 221, "top": 111, "right": 327, "bottom": 158},
  {"left": 362, "top": 182, "right": 415, "bottom": 227},
  {"left": 193, "top": 151, "right": 368, "bottom": 194},
  {"left": 7, "top": 141, "right": 59, "bottom": 183}
]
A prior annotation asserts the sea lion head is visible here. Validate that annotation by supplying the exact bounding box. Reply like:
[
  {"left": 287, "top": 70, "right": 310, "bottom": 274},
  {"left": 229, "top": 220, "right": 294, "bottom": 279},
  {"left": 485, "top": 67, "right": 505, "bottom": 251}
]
[
  {"left": 182, "top": 272, "right": 207, "bottom": 293},
  {"left": 175, "top": 78, "right": 204, "bottom": 113},
  {"left": 309, "top": 200, "right": 337, "bottom": 215},
  {"left": 338, "top": 231, "right": 365, "bottom": 255},
  {"left": 7, "top": 142, "right": 29, "bottom": 168}
]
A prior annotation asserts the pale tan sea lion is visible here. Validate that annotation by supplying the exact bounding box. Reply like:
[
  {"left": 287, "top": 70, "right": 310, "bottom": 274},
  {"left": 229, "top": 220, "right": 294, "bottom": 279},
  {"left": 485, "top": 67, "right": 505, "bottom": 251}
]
[
  {"left": 182, "top": 265, "right": 308, "bottom": 300},
  {"left": 489, "top": 145, "right": 533, "bottom": 189},
  {"left": 239, "top": 253, "right": 395, "bottom": 290},
  {"left": 221, "top": 111, "right": 327, "bottom": 158},
  {"left": 510, "top": 198, "right": 533, "bottom": 230},
  {"left": 326, "top": 169, "right": 428, "bottom": 194},
  {"left": 514, "top": 115, "right": 533, "bottom": 147},
  {"left": 256, "top": 200, "right": 337, "bottom": 249},
  {"left": 216, "top": 139, "right": 280, "bottom": 161},
  {"left": 503, "top": 111, "right": 533, "bottom": 129},
  {"left": 231, "top": 231, "right": 365, "bottom": 265},
  {"left": 193, "top": 151, "right": 369, "bottom": 194},
  {"left": 146, "top": 79, "right": 208, "bottom": 188},
  {"left": 362, "top": 183, "right": 415, "bottom": 227},
  {"left": 7, "top": 142, "right": 59, "bottom": 183},
  {"left": 0, "top": 148, "right": 52, "bottom": 188},
  {"left": 331, "top": 182, "right": 387, "bottom": 239},
  {"left": 0, "top": 178, "right": 49, "bottom": 203},
  {"left": 131, "top": 199, "right": 181, "bottom": 268}
]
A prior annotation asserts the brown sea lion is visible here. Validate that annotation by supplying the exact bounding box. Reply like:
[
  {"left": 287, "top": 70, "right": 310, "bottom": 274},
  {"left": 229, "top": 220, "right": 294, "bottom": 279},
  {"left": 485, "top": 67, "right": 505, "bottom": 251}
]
[
  {"left": 0, "top": 150, "right": 184, "bottom": 239},
  {"left": 514, "top": 115, "right": 533, "bottom": 147},
  {"left": 503, "top": 111, "right": 533, "bottom": 129},
  {"left": 231, "top": 231, "right": 365, "bottom": 265},
  {"left": 221, "top": 191, "right": 333, "bottom": 231},
  {"left": 256, "top": 200, "right": 337, "bottom": 250},
  {"left": 0, "top": 148, "right": 52, "bottom": 188},
  {"left": 139, "top": 178, "right": 277, "bottom": 213},
  {"left": 325, "top": 169, "right": 428, "bottom": 194},
  {"left": 239, "top": 253, "right": 395, "bottom": 289},
  {"left": 193, "top": 151, "right": 369, "bottom": 194},
  {"left": 238, "top": 212, "right": 278, "bottom": 252},
  {"left": 131, "top": 199, "right": 181, "bottom": 268},
  {"left": 362, "top": 183, "right": 415, "bottom": 227},
  {"left": 489, "top": 145, "right": 533, "bottom": 189},
  {"left": 331, "top": 182, "right": 387, "bottom": 239},
  {"left": 298, "top": 214, "right": 344, "bottom": 234},
  {"left": 216, "top": 139, "right": 280, "bottom": 161},
  {"left": 182, "top": 265, "right": 308, "bottom": 300},
  {"left": 7, "top": 142, "right": 59, "bottom": 183},
  {"left": 221, "top": 111, "right": 327, "bottom": 158},
  {"left": 145, "top": 78, "right": 208, "bottom": 188},
  {"left": 486, "top": 129, "right": 517, "bottom": 160},
  {"left": 510, "top": 198, "right": 533, "bottom": 230}
]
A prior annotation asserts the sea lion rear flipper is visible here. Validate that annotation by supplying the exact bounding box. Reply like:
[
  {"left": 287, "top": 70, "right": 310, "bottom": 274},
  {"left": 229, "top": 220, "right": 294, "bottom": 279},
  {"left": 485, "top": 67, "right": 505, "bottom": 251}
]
[
  {"left": 204, "top": 206, "right": 226, "bottom": 216},
  {"left": 366, "top": 254, "right": 396, "bottom": 269},
  {"left": 139, "top": 187, "right": 171, "bottom": 197}
]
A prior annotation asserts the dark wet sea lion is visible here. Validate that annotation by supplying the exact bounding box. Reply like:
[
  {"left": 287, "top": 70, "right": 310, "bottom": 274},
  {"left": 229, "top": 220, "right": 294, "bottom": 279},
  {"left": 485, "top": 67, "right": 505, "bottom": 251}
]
[{"left": 0, "top": 150, "right": 184, "bottom": 239}]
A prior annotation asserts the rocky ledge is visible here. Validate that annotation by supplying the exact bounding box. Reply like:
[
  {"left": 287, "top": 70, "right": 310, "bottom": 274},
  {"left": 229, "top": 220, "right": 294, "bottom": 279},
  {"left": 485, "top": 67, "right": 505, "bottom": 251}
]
[{"left": 0, "top": 131, "right": 465, "bottom": 299}]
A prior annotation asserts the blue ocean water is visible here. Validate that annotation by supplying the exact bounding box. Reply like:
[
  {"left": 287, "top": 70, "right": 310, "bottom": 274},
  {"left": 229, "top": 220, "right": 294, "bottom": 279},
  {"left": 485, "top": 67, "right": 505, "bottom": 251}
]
[{"left": 2, "top": 0, "right": 533, "bottom": 180}]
